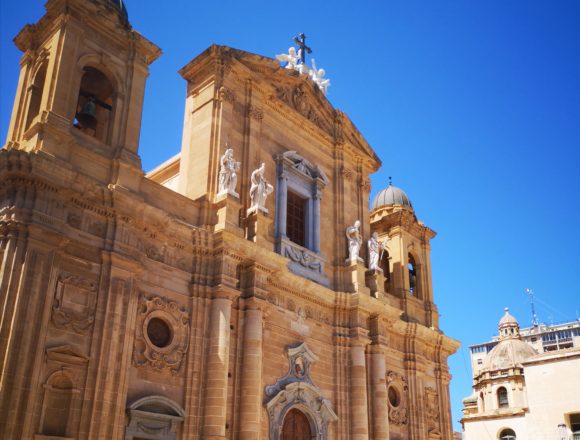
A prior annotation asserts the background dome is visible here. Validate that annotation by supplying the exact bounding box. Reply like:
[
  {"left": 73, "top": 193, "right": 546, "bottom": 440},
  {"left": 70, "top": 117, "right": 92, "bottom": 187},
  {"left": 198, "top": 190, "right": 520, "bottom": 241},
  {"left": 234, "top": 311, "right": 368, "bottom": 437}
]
[
  {"left": 108, "top": 0, "right": 129, "bottom": 20},
  {"left": 371, "top": 184, "right": 413, "bottom": 210},
  {"left": 481, "top": 339, "right": 537, "bottom": 371}
]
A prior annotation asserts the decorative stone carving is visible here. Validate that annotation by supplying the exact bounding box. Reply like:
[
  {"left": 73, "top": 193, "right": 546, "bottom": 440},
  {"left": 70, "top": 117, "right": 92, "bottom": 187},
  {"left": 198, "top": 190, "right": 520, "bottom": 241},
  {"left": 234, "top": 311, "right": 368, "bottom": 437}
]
[
  {"left": 425, "top": 386, "right": 440, "bottom": 423},
  {"left": 291, "top": 307, "right": 311, "bottom": 337},
  {"left": 387, "top": 370, "right": 409, "bottom": 426},
  {"left": 51, "top": 273, "right": 97, "bottom": 334},
  {"left": 265, "top": 343, "right": 337, "bottom": 440},
  {"left": 133, "top": 294, "right": 190, "bottom": 375},
  {"left": 218, "top": 145, "right": 240, "bottom": 197},
  {"left": 247, "top": 104, "right": 264, "bottom": 121},
  {"left": 248, "top": 162, "right": 274, "bottom": 214},
  {"left": 218, "top": 86, "right": 235, "bottom": 104},
  {"left": 284, "top": 244, "right": 322, "bottom": 272},
  {"left": 346, "top": 220, "right": 362, "bottom": 264},
  {"left": 275, "top": 85, "right": 331, "bottom": 133},
  {"left": 125, "top": 396, "right": 185, "bottom": 440}
]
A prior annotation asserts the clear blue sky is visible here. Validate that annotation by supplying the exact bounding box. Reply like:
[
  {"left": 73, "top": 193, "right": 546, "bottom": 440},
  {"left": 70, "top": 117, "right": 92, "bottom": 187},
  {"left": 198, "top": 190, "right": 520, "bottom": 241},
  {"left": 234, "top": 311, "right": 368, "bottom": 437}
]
[{"left": 2, "top": 0, "right": 579, "bottom": 432}]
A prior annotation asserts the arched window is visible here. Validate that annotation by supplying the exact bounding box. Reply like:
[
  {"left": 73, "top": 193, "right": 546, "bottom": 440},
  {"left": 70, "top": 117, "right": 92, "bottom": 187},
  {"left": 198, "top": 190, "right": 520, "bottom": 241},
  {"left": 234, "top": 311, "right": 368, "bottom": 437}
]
[
  {"left": 479, "top": 391, "right": 485, "bottom": 412},
  {"left": 74, "top": 66, "right": 115, "bottom": 143},
  {"left": 40, "top": 373, "right": 73, "bottom": 437},
  {"left": 499, "top": 428, "right": 516, "bottom": 439},
  {"left": 408, "top": 253, "right": 417, "bottom": 295},
  {"left": 497, "top": 387, "right": 509, "bottom": 408},
  {"left": 282, "top": 408, "right": 312, "bottom": 440},
  {"left": 25, "top": 62, "right": 47, "bottom": 129}
]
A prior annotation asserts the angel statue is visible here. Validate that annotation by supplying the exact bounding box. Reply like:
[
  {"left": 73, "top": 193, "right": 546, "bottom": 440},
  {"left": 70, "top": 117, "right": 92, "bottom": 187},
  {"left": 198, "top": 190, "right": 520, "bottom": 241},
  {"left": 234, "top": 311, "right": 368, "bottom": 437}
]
[
  {"left": 309, "top": 58, "right": 330, "bottom": 95},
  {"left": 218, "top": 146, "right": 241, "bottom": 197},
  {"left": 249, "top": 162, "right": 274, "bottom": 213},
  {"left": 276, "top": 47, "right": 308, "bottom": 75},
  {"left": 346, "top": 220, "right": 362, "bottom": 264},
  {"left": 368, "top": 232, "right": 388, "bottom": 271},
  {"left": 276, "top": 47, "right": 300, "bottom": 71}
]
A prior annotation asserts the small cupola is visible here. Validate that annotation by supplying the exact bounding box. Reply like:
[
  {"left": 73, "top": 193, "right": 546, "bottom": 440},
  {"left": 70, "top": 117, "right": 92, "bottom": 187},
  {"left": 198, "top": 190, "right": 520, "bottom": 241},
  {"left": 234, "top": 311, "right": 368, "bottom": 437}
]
[{"left": 498, "top": 307, "right": 520, "bottom": 340}]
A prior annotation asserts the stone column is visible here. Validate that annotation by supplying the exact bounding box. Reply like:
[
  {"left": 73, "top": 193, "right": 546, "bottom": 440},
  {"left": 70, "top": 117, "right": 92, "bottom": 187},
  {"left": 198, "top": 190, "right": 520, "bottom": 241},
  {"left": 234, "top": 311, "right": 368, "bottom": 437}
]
[
  {"left": 275, "top": 169, "right": 287, "bottom": 238},
  {"left": 350, "top": 344, "right": 369, "bottom": 439},
  {"left": 238, "top": 302, "right": 263, "bottom": 440},
  {"left": 370, "top": 346, "right": 389, "bottom": 439},
  {"left": 312, "top": 188, "right": 321, "bottom": 253},
  {"left": 203, "top": 293, "right": 233, "bottom": 440}
]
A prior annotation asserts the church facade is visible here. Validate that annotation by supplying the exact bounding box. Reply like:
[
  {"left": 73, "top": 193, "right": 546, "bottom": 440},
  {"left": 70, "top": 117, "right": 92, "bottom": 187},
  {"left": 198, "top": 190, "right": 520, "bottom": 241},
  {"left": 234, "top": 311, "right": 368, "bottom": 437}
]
[{"left": 0, "top": 1, "right": 459, "bottom": 439}]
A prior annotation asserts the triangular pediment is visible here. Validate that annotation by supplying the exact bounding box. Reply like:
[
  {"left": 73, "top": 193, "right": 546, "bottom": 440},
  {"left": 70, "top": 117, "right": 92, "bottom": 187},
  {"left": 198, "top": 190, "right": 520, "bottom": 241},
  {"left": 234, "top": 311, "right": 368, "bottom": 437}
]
[{"left": 180, "top": 45, "right": 380, "bottom": 168}]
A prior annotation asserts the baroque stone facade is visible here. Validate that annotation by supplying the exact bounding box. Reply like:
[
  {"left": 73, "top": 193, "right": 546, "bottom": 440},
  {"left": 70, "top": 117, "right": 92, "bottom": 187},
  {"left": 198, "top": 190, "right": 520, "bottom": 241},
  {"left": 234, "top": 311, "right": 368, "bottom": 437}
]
[{"left": 0, "top": 1, "right": 459, "bottom": 439}]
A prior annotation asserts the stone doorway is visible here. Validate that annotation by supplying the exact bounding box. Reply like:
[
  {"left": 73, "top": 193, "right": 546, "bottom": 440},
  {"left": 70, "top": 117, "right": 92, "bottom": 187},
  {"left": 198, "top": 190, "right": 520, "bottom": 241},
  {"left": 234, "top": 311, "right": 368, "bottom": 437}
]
[{"left": 282, "top": 408, "right": 313, "bottom": 440}]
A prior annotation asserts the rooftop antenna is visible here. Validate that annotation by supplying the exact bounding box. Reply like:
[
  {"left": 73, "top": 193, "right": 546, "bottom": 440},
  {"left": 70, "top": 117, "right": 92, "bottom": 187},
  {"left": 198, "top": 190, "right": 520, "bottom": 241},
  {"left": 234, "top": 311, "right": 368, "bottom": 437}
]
[{"left": 525, "top": 288, "right": 539, "bottom": 327}]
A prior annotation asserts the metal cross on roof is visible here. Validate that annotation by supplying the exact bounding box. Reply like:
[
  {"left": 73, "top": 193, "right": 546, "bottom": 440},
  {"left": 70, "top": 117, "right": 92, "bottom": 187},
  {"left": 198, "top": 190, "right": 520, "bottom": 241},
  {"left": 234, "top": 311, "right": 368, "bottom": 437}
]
[{"left": 293, "top": 33, "right": 312, "bottom": 64}]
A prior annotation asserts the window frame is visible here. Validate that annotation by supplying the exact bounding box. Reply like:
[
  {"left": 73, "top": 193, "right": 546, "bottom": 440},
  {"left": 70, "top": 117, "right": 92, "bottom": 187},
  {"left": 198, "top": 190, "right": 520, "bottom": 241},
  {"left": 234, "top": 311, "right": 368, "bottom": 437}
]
[{"left": 275, "top": 151, "right": 329, "bottom": 286}]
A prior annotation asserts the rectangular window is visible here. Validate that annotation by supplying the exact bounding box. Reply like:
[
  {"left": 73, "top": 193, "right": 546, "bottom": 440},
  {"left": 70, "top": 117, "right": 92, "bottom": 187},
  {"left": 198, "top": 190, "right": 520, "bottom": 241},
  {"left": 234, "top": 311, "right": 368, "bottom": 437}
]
[{"left": 286, "top": 191, "right": 306, "bottom": 247}]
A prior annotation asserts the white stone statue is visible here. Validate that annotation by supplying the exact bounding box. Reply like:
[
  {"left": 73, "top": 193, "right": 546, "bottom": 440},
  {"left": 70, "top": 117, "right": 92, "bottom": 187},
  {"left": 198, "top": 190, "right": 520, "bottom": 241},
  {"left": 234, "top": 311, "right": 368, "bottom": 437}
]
[
  {"left": 276, "top": 47, "right": 308, "bottom": 75},
  {"left": 346, "top": 220, "right": 362, "bottom": 264},
  {"left": 309, "top": 58, "right": 330, "bottom": 95},
  {"left": 276, "top": 47, "right": 300, "bottom": 71},
  {"left": 249, "top": 162, "right": 274, "bottom": 213},
  {"left": 368, "top": 232, "right": 387, "bottom": 271},
  {"left": 218, "top": 146, "right": 241, "bottom": 197}
]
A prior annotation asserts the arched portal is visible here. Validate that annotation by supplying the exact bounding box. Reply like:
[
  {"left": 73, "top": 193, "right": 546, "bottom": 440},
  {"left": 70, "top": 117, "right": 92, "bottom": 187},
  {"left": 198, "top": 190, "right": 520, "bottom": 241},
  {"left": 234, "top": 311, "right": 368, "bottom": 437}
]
[{"left": 282, "top": 408, "right": 312, "bottom": 440}]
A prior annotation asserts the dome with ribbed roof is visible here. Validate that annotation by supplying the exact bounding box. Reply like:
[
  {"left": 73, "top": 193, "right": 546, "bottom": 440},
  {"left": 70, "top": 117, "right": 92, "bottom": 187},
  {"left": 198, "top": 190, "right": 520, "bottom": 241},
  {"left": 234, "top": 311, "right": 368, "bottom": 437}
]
[{"left": 371, "top": 183, "right": 413, "bottom": 211}]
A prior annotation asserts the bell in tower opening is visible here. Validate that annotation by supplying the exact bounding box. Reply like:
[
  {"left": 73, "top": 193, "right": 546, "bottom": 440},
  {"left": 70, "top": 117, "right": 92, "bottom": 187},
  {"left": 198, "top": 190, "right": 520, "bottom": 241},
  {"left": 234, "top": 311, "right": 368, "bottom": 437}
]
[{"left": 73, "top": 67, "right": 114, "bottom": 142}]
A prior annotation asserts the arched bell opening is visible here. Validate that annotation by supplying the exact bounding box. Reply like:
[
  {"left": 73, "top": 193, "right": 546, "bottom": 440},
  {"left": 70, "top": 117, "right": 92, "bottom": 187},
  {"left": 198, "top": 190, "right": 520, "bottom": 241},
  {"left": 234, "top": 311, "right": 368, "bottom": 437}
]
[
  {"left": 74, "top": 66, "right": 115, "bottom": 144},
  {"left": 25, "top": 61, "right": 48, "bottom": 130},
  {"left": 381, "top": 248, "right": 391, "bottom": 292},
  {"left": 407, "top": 253, "right": 418, "bottom": 297}
]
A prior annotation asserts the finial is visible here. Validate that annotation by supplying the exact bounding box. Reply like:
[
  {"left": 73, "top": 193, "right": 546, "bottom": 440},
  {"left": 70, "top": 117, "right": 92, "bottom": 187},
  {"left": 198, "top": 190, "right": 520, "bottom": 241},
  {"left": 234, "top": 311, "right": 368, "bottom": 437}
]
[
  {"left": 388, "top": 176, "right": 392, "bottom": 186},
  {"left": 504, "top": 307, "right": 509, "bottom": 313}
]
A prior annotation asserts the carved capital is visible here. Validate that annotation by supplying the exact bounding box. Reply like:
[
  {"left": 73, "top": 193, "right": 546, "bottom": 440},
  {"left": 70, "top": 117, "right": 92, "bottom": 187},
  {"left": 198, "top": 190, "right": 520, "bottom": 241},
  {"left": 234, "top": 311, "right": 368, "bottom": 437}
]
[{"left": 246, "top": 104, "right": 263, "bottom": 121}]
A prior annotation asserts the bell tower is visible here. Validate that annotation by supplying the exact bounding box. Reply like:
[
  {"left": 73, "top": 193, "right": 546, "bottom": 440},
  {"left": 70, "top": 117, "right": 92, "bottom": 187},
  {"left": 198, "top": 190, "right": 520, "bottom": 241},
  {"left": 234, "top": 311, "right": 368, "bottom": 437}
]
[
  {"left": 4, "top": 0, "right": 160, "bottom": 184},
  {"left": 370, "top": 183, "right": 440, "bottom": 328}
]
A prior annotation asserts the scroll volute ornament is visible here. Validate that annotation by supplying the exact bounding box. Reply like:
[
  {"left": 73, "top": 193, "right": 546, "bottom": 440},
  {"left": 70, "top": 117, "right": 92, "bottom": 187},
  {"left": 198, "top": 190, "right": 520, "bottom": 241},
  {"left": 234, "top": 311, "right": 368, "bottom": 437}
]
[{"left": 133, "top": 294, "right": 190, "bottom": 375}]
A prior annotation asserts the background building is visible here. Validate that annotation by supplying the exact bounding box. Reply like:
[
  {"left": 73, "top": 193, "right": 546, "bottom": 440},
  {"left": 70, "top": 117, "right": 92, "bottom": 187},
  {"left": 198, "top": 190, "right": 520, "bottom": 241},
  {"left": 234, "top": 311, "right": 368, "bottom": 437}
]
[
  {"left": 0, "top": 0, "right": 459, "bottom": 439},
  {"left": 461, "top": 309, "right": 580, "bottom": 440}
]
